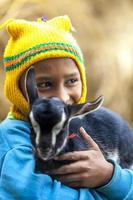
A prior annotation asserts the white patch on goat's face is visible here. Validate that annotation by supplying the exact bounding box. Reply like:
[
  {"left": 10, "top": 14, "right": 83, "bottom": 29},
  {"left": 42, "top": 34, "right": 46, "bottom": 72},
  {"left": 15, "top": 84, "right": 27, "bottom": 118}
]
[
  {"left": 51, "top": 111, "right": 66, "bottom": 147},
  {"left": 30, "top": 111, "right": 40, "bottom": 146},
  {"left": 56, "top": 135, "right": 68, "bottom": 155},
  {"left": 56, "top": 119, "right": 70, "bottom": 155},
  {"left": 106, "top": 149, "right": 120, "bottom": 164}
]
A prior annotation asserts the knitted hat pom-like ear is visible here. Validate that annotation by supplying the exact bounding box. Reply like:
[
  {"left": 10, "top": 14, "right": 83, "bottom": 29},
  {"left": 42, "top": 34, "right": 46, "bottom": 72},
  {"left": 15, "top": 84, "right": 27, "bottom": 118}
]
[
  {"left": 46, "top": 15, "right": 72, "bottom": 32},
  {"left": 6, "top": 19, "right": 31, "bottom": 40}
]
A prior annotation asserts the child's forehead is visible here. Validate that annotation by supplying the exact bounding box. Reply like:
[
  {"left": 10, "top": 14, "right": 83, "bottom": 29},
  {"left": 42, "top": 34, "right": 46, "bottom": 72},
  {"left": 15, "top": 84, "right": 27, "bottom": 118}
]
[
  {"left": 32, "top": 57, "right": 79, "bottom": 74},
  {"left": 33, "top": 57, "right": 77, "bottom": 67}
]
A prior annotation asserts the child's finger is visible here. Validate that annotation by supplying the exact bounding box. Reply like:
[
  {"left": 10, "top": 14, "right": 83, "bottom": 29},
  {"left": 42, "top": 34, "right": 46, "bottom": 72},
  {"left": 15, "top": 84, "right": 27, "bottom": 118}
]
[
  {"left": 79, "top": 127, "right": 100, "bottom": 150},
  {"left": 54, "top": 151, "right": 90, "bottom": 161}
]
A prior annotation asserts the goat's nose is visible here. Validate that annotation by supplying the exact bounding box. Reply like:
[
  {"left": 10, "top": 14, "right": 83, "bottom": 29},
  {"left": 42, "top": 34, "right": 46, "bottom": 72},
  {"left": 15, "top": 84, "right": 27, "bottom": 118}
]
[
  {"left": 40, "top": 147, "right": 50, "bottom": 152},
  {"left": 37, "top": 147, "right": 51, "bottom": 153}
]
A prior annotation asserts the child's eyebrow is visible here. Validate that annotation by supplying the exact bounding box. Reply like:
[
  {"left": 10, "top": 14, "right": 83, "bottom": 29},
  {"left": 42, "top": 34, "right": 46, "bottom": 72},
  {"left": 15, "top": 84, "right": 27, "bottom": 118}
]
[
  {"left": 36, "top": 75, "right": 52, "bottom": 80},
  {"left": 36, "top": 72, "right": 80, "bottom": 80},
  {"left": 64, "top": 72, "right": 80, "bottom": 78}
]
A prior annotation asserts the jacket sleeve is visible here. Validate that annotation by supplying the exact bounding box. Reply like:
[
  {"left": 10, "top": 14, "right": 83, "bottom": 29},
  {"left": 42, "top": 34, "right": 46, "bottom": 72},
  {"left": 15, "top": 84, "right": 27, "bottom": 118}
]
[
  {"left": 0, "top": 144, "right": 104, "bottom": 200},
  {"left": 96, "top": 161, "right": 133, "bottom": 200},
  {"left": 0, "top": 145, "right": 79, "bottom": 200}
]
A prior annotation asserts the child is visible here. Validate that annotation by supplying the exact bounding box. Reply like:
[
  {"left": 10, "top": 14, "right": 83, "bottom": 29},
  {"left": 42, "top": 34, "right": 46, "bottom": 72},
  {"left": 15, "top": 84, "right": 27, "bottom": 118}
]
[{"left": 0, "top": 15, "right": 133, "bottom": 200}]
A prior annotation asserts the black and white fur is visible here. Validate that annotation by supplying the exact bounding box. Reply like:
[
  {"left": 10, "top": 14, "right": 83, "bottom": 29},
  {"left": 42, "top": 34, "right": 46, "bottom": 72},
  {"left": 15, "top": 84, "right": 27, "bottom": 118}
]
[{"left": 25, "top": 66, "right": 133, "bottom": 172}]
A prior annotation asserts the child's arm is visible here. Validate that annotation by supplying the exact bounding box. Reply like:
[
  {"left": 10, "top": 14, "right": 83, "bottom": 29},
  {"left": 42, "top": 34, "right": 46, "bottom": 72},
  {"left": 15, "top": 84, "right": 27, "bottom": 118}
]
[
  {"left": 97, "top": 161, "right": 133, "bottom": 200},
  {"left": 0, "top": 145, "right": 79, "bottom": 200},
  {"left": 48, "top": 128, "right": 133, "bottom": 200}
]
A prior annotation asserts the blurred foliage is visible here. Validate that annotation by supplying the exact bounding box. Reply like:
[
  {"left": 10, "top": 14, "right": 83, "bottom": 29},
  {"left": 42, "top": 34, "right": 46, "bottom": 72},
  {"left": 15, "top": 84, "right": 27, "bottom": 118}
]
[{"left": 0, "top": 0, "right": 133, "bottom": 127}]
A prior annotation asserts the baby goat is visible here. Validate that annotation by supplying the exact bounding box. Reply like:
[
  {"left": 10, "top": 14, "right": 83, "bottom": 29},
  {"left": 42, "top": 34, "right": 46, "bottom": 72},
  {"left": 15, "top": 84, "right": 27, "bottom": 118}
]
[{"left": 26, "top": 67, "right": 133, "bottom": 172}]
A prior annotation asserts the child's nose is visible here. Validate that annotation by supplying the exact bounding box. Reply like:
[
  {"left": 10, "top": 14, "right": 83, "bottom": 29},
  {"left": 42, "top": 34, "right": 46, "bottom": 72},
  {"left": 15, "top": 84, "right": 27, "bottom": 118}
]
[{"left": 54, "top": 87, "right": 70, "bottom": 103}]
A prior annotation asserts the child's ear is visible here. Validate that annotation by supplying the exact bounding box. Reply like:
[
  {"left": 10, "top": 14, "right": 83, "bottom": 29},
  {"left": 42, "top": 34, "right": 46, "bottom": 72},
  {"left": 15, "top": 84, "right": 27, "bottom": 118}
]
[
  {"left": 67, "top": 95, "right": 104, "bottom": 117},
  {"left": 24, "top": 66, "right": 39, "bottom": 107}
]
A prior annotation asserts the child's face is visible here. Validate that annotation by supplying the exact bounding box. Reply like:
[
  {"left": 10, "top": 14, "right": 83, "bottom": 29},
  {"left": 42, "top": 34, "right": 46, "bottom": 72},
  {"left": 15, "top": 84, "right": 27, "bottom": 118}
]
[{"left": 20, "top": 57, "right": 82, "bottom": 105}]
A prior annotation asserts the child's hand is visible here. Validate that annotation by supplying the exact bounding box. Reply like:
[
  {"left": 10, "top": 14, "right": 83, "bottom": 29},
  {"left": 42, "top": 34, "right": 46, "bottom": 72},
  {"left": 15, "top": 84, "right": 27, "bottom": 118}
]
[{"left": 48, "top": 127, "right": 114, "bottom": 188}]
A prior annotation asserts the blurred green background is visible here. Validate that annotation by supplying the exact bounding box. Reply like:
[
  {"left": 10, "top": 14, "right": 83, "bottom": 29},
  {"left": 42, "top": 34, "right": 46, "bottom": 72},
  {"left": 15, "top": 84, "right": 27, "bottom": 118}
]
[{"left": 0, "top": 0, "right": 133, "bottom": 127}]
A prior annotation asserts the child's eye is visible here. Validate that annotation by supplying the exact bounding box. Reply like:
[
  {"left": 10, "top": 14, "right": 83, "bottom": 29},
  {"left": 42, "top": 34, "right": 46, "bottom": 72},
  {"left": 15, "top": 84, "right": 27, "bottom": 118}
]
[
  {"left": 37, "top": 81, "right": 52, "bottom": 89},
  {"left": 66, "top": 78, "right": 78, "bottom": 86}
]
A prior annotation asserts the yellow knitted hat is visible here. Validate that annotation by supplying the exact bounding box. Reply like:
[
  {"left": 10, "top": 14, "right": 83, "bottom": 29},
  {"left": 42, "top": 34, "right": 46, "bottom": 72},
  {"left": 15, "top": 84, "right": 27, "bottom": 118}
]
[{"left": 1, "top": 15, "right": 87, "bottom": 120}]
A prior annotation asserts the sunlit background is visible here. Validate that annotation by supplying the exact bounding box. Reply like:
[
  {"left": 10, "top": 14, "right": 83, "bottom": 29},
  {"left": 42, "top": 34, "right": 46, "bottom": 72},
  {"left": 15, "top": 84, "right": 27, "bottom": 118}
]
[{"left": 0, "top": 0, "right": 133, "bottom": 127}]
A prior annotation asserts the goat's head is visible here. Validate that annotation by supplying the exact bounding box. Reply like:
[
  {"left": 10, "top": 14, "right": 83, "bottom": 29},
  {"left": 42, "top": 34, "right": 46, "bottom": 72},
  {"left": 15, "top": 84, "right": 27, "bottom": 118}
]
[{"left": 25, "top": 66, "right": 104, "bottom": 161}]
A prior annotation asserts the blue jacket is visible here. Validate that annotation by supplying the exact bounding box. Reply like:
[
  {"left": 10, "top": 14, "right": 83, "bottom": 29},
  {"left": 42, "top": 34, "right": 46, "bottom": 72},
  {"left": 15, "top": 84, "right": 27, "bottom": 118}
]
[{"left": 0, "top": 116, "right": 133, "bottom": 199}]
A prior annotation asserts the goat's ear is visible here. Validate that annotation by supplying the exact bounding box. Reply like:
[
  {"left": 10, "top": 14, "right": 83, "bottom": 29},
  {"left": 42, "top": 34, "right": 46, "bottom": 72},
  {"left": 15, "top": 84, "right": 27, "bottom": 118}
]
[
  {"left": 67, "top": 95, "right": 104, "bottom": 117},
  {"left": 25, "top": 66, "right": 39, "bottom": 106}
]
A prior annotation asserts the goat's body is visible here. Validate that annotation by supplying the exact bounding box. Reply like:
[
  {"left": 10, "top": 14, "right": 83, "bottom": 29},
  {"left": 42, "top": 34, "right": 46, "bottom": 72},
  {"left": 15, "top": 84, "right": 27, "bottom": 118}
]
[
  {"left": 34, "top": 107, "right": 133, "bottom": 172},
  {"left": 68, "top": 107, "right": 133, "bottom": 169}
]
